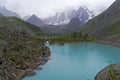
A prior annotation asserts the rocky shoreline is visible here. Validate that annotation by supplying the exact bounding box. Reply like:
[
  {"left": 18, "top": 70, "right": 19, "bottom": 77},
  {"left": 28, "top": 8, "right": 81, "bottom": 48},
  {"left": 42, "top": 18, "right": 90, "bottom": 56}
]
[
  {"left": 96, "top": 40, "right": 120, "bottom": 48},
  {"left": 0, "top": 44, "right": 51, "bottom": 80},
  {"left": 22, "top": 41, "right": 120, "bottom": 80},
  {"left": 94, "top": 40, "right": 120, "bottom": 80},
  {"left": 95, "top": 63, "right": 120, "bottom": 80},
  {"left": 17, "top": 57, "right": 50, "bottom": 80},
  {"left": 18, "top": 46, "right": 51, "bottom": 80}
]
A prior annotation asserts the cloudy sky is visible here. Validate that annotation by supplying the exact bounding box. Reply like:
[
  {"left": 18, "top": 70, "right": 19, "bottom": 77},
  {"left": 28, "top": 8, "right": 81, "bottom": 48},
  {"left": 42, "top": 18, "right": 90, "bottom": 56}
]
[{"left": 0, "top": 0, "right": 115, "bottom": 18}]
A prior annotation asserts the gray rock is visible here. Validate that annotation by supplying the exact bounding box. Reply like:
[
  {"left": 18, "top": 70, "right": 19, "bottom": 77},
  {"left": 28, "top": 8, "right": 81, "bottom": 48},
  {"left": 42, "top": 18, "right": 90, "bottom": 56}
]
[
  {"left": 27, "top": 15, "right": 45, "bottom": 26},
  {"left": 41, "top": 46, "right": 51, "bottom": 58},
  {"left": 81, "top": 0, "right": 120, "bottom": 37},
  {"left": 25, "top": 69, "right": 36, "bottom": 76},
  {"left": 95, "top": 63, "right": 120, "bottom": 80}
]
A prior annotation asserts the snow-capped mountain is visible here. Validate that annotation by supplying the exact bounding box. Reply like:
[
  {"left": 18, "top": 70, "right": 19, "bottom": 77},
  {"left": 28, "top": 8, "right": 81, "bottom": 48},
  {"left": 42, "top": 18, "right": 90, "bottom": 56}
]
[
  {"left": 39, "top": 17, "right": 84, "bottom": 34},
  {"left": 43, "top": 6, "right": 95, "bottom": 25},
  {"left": 0, "top": 7, "right": 20, "bottom": 18}
]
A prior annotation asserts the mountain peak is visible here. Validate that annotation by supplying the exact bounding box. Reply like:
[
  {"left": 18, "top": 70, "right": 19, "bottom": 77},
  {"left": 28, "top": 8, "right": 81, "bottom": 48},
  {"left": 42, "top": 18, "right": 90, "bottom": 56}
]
[
  {"left": 43, "top": 6, "right": 94, "bottom": 25},
  {"left": 27, "top": 14, "right": 45, "bottom": 26},
  {"left": 31, "top": 14, "right": 37, "bottom": 18}
]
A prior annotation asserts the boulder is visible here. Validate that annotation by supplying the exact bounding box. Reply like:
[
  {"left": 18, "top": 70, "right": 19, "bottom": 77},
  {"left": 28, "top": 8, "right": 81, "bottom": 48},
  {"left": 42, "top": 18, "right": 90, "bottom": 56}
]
[
  {"left": 41, "top": 46, "right": 51, "bottom": 58},
  {"left": 95, "top": 63, "right": 120, "bottom": 80}
]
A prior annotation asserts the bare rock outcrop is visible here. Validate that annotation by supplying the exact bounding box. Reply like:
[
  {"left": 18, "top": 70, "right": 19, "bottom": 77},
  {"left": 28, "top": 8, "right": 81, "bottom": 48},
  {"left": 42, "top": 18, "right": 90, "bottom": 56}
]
[{"left": 95, "top": 63, "right": 120, "bottom": 80}]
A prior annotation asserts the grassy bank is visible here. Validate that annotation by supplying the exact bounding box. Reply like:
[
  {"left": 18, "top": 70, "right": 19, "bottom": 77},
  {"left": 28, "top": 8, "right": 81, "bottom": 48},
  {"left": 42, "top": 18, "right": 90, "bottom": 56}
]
[{"left": 44, "top": 32, "right": 99, "bottom": 43}]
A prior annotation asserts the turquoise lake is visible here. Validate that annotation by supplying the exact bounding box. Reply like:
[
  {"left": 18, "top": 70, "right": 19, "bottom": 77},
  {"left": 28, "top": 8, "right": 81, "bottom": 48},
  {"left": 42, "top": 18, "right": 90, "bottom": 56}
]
[{"left": 23, "top": 42, "right": 120, "bottom": 80}]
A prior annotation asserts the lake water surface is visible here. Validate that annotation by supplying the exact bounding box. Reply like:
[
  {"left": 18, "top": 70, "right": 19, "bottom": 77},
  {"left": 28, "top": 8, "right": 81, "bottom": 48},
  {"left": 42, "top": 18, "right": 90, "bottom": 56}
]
[{"left": 23, "top": 42, "right": 120, "bottom": 80}]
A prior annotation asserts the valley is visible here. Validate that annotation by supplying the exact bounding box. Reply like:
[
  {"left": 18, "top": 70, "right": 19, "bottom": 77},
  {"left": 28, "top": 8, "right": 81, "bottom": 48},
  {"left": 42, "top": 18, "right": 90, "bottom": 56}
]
[{"left": 0, "top": 0, "right": 120, "bottom": 80}]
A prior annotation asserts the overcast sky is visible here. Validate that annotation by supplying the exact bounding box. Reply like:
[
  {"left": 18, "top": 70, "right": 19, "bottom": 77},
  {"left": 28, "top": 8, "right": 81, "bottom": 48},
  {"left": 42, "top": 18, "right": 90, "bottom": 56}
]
[{"left": 0, "top": 0, "right": 115, "bottom": 18}]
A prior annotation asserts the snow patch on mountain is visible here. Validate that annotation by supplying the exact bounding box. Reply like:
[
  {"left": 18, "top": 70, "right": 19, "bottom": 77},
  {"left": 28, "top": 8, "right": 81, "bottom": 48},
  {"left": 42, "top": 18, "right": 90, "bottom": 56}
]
[{"left": 43, "top": 6, "right": 95, "bottom": 25}]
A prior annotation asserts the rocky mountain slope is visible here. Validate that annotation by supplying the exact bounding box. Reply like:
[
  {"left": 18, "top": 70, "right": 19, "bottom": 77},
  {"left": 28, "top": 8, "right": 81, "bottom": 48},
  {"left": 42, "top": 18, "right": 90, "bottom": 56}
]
[
  {"left": 40, "top": 18, "right": 83, "bottom": 34},
  {"left": 43, "top": 6, "right": 94, "bottom": 25},
  {"left": 80, "top": 0, "right": 120, "bottom": 38},
  {"left": 63, "top": 18, "right": 84, "bottom": 32},
  {"left": 7, "top": 16, "right": 43, "bottom": 35},
  {"left": 25, "top": 6, "right": 94, "bottom": 34},
  {"left": 0, "top": 14, "right": 50, "bottom": 80},
  {"left": 27, "top": 15, "right": 45, "bottom": 26}
]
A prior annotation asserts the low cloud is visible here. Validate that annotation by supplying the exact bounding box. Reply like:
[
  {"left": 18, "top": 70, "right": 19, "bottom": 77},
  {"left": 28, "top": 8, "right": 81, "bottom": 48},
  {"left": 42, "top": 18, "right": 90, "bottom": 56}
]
[{"left": 0, "top": 0, "right": 115, "bottom": 18}]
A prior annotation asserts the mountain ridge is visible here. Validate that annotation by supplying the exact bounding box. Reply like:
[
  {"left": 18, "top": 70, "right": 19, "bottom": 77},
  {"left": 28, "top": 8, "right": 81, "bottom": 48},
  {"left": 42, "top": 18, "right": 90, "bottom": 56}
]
[
  {"left": 27, "top": 15, "right": 45, "bottom": 26},
  {"left": 0, "top": 7, "right": 20, "bottom": 18},
  {"left": 43, "top": 6, "right": 95, "bottom": 25},
  {"left": 80, "top": 0, "right": 120, "bottom": 38},
  {"left": 39, "top": 17, "right": 83, "bottom": 34}
]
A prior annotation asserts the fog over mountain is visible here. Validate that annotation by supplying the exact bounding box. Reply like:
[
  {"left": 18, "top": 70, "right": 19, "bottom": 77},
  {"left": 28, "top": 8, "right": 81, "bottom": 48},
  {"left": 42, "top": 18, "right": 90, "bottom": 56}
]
[
  {"left": 0, "top": 7, "right": 20, "bottom": 18},
  {"left": 43, "top": 6, "right": 94, "bottom": 25},
  {"left": 0, "top": 0, "right": 115, "bottom": 18}
]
